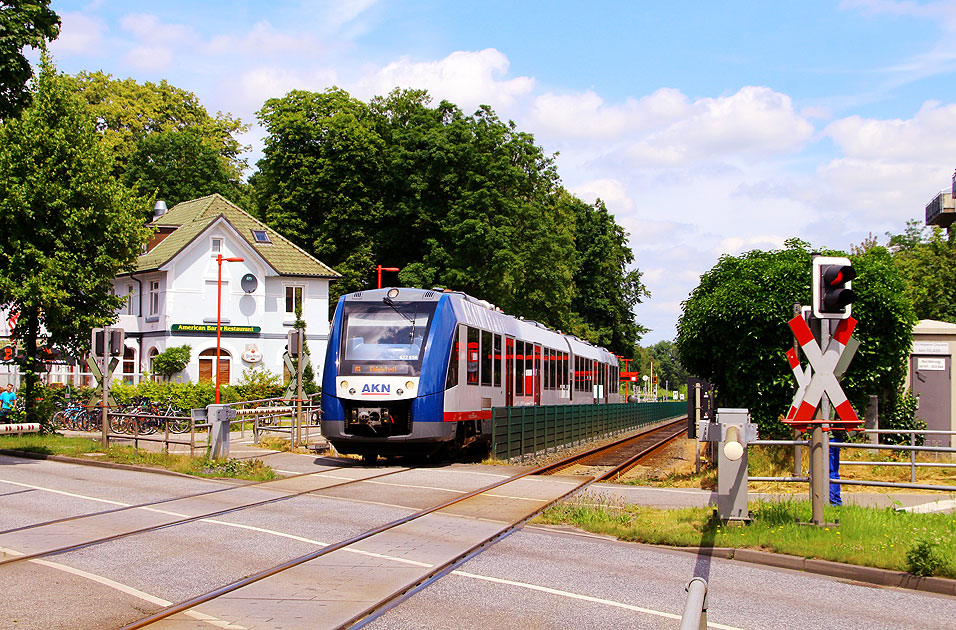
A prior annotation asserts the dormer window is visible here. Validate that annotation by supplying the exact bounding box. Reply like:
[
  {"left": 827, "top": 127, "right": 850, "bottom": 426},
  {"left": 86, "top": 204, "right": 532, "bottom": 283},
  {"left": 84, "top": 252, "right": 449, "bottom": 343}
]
[
  {"left": 211, "top": 238, "right": 222, "bottom": 256},
  {"left": 252, "top": 229, "right": 271, "bottom": 244}
]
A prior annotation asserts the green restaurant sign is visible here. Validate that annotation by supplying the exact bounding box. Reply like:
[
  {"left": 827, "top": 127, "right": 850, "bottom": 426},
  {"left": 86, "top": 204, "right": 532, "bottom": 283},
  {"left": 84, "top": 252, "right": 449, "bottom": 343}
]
[{"left": 171, "top": 324, "right": 261, "bottom": 335}]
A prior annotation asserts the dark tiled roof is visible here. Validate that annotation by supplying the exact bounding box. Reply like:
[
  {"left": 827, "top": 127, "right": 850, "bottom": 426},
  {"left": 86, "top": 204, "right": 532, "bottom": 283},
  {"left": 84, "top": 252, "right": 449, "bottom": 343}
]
[{"left": 135, "top": 194, "right": 340, "bottom": 278}]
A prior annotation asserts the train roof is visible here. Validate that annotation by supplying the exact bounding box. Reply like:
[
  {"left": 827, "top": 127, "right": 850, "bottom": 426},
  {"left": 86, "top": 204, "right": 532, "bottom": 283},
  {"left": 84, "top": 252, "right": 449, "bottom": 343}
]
[{"left": 342, "top": 287, "right": 617, "bottom": 364}]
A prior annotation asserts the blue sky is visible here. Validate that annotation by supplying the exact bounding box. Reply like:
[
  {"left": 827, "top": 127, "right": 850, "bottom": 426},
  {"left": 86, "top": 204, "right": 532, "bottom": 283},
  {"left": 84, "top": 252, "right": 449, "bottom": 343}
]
[{"left": 41, "top": 0, "right": 956, "bottom": 344}]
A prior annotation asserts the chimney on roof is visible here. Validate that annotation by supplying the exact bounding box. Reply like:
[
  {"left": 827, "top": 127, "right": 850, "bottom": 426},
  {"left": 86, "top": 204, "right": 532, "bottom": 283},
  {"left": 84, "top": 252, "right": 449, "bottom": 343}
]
[{"left": 153, "top": 200, "right": 168, "bottom": 221}]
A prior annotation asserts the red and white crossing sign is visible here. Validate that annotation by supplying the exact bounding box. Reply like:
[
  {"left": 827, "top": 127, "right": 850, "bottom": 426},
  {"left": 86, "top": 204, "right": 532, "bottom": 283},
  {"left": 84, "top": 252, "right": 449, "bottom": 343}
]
[{"left": 783, "top": 314, "right": 862, "bottom": 431}]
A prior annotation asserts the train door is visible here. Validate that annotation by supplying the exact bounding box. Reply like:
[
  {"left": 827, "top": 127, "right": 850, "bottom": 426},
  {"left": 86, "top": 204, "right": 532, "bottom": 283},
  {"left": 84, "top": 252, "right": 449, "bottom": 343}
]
[
  {"left": 505, "top": 337, "right": 514, "bottom": 407},
  {"left": 534, "top": 344, "right": 542, "bottom": 405}
]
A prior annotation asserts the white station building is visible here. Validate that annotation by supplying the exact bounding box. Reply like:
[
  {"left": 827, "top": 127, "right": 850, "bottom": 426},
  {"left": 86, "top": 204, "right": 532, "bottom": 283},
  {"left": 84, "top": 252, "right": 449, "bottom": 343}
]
[{"left": 109, "top": 194, "right": 340, "bottom": 385}]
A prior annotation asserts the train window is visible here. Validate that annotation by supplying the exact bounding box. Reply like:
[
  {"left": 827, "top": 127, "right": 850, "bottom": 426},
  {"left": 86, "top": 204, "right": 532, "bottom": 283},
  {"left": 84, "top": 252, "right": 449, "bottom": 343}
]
[
  {"left": 543, "top": 348, "right": 549, "bottom": 390},
  {"left": 561, "top": 352, "right": 568, "bottom": 391},
  {"left": 467, "top": 327, "right": 479, "bottom": 385},
  {"left": 534, "top": 344, "right": 542, "bottom": 399},
  {"left": 493, "top": 335, "right": 502, "bottom": 387},
  {"left": 515, "top": 340, "right": 524, "bottom": 396},
  {"left": 574, "top": 356, "right": 580, "bottom": 392},
  {"left": 445, "top": 328, "right": 460, "bottom": 389},
  {"left": 481, "top": 330, "right": 492, "bottom": 386}
]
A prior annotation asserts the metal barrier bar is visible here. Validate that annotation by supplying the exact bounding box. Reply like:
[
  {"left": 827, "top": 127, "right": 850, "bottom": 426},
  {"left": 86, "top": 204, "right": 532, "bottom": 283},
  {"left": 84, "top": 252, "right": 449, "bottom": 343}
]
[
  {"left": 751, "top": 476, "right": 810, "bottom": 482},
  {"left": 840, "top": 461, "right": 956, "bottom": 468},
  {"left": 836, "top": 479, "right": 956, "bottom": 492},
  {"left": 679, "top": 577, "right": 708, "bottom": 630},
  {"left": 830, "top": 441, "right": 956, "bottom": 454}
]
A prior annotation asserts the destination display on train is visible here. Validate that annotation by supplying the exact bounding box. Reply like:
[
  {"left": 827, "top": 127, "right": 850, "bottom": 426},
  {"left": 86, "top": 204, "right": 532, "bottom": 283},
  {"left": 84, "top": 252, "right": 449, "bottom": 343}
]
[
  {"left": 351, "top": 364, "right": 410, "bottom": 374},
  {"left": 171, "top": 324, "right": 261, "bottom": 334}
]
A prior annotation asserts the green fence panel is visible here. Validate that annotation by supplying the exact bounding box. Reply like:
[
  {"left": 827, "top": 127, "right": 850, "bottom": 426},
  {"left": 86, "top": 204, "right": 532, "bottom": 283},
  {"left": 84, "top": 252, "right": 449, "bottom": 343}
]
[{"left": 490, "top": 401, "right": 684, "bottom": 461}]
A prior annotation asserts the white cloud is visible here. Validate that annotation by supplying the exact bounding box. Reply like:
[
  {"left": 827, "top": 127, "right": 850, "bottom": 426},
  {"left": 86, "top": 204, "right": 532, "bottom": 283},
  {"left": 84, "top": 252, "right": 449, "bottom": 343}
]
[
  {"left": 530, "top": 88, "right": 691, "bottom": 140},
  {"left": 122, "top": 46, "right": 174, "bottom": 72},
  {"left": 570, "top": 178, "right": 634, "bottom": 210},
  {"left": 351, "top": 49, "right": 535, "bottom": 112},
  {"left": 627, "top": 87, "right": 814, "bottom": 166},
  {"left": 119, "top": 13, "right": 195, "bottom": 46},
  {"left": 825, "top": 101, "right": 956, "bottom": 161},
  {"left": 51, "top": 12, "right": 105, "bottom": 55},
  {"left": 712, "top": 234, "right": 788, "bottom": 256},
  {"left": 205, "top": 21, "right": 323, "bottom": 59}
]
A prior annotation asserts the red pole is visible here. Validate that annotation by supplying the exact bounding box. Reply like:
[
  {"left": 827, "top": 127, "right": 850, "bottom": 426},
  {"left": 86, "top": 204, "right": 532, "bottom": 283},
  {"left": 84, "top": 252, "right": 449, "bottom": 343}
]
[
  {"left": 216, "top": 255, "right": 244, "bottom": 404},
  {"left": 376, "top": 265, "right": 400, "bottom": 289}
]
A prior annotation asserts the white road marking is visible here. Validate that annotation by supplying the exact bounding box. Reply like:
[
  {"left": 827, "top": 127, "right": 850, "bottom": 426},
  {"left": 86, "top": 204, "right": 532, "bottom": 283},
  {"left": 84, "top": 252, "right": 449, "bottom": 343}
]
[
  {"left": 0, "top": 475, "right": 741, "bottom": 628},
  {"left": 0, "top": 546, "right": 247, "bottom": 628},
  {"left": 0, "top": 479, "right": 131, "bottom": 506},
  {"left": 452, "top": 570, "right": 746, "bottom": 630}
]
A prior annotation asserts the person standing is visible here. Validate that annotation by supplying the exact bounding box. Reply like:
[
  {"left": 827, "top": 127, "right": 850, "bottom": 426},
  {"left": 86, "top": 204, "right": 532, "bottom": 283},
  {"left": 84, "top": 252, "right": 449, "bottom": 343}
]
[{"left": 0, "top": 383, "right": 17, "bottom": 419}]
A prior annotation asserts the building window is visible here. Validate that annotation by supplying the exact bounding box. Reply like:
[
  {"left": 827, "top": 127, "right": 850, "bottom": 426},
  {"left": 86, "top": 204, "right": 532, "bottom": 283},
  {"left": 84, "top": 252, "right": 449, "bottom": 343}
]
[
  {"left": 211, "top": 238, "right": 222, "bottom": 256},
  {"left": 285, "top": 285, "right": 303, "bottom": 315},
  {"left": 148, "top": 348, "right": 160, "bottom": 381},
  {"left": 251, "top": 229, "right": 271, "bottom": 244},
  {"left": 199, "top": 348, "right": 231, "bottom": 384},
  {"left": 149, "top": 281, "right": 160, "bottom": 316},
  {"left": 126, "top": 284, "right": 135, "bottom": 315}
]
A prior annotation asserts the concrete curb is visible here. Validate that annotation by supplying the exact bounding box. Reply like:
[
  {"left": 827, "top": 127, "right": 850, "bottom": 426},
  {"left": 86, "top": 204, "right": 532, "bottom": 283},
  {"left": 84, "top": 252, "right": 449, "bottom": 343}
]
[
  {"left": 0, "top": 448, "right": 208, "bottom": 480},
  {"left": 671, "top": 545, "right": 956, "bottom": 597}
]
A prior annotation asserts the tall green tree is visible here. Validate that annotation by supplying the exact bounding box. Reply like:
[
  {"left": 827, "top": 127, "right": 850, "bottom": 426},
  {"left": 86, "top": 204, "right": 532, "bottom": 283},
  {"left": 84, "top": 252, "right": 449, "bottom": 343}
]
[
  {"left": 0, "top": 55, "right": 152, "bottom": 416},
  {"left": 564, "top": 194, "right": 648, "bottom": 352},
  {"left": 254, "top": 86, "right": 646, "bottom": 354},
  {"left": 887, "top": 219, "right": 956, "bottom": 323},
  {"left": 64, "top": 71, "right": 249, "bottom": 210},
  {"left": 0, "top": 0, "right": 59, "bottom": 120},
  {"left": 675, "top": 239, "right": 916, "bottom": 436},
  {"left": 123, "top": 127, "right": 249, "bottom": 208}
]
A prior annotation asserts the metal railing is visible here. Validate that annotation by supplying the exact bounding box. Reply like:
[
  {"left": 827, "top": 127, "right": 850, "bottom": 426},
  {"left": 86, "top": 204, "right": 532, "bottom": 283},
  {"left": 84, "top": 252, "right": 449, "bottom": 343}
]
[
  {"left": 217, "top": 394, "right": 322, "bottom": 447},
  {"left": 491, "top": 401, "right": 685, "bottom": 462},
  {"left": 750, "top": 428, "right": 956, "bottom": 492}
]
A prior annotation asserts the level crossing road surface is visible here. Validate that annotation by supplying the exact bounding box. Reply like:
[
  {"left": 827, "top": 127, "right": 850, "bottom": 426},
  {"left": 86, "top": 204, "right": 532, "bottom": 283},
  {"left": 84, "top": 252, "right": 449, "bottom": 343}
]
[{"left": 0, "top": 452, "right": 954, "bottom": 629}]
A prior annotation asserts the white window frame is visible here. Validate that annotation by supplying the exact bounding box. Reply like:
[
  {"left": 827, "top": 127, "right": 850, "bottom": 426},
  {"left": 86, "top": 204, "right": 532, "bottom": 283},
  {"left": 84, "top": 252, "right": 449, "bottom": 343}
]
[
  {"left": 285, "top": 285, "right": 304, "bottom": 315},
  {"left": 149, "top": 281, "right": 160, "bottom": 317},
  {"left": 211, "top": 237, "right": 222, "bottom": 256}
]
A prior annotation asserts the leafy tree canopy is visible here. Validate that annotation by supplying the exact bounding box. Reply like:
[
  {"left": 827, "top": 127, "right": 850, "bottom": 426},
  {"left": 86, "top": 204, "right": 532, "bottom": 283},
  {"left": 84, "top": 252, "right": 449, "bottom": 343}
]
[
  {"left": 0, "top": 0, "right": 59, "bottom": 120},
  {"left": 63, "top": 70, "right": 250, "bottom": 209},
  {"left": 254, "top": 87, "right": 647, "bottom": 355},
  {"left": 675, "top": 238, "right": 916, "bottom": 436},
  {"left": 887, "top": 219, "right": 956, "bottom": 323},
  {"left": 0, "top": 55, "right": 152, "bottom": 411}
]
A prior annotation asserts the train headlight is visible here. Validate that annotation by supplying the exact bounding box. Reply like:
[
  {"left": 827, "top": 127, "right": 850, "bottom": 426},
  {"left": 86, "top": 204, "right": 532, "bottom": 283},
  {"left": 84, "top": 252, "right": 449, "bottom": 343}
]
[
  {"left": 405, "top": 381, "right": 415, "bottom": 390},
  {"left": 349, "top": 388, "right": 356, "bottom": 395},
  {"left": 396, "top": 389, "right": 404, "bottom": 396},
  {"left": 340, "top": 380, "right": 349, "bottom": 389},
  {"left": 387, "top": 288, "right": 400, "bottom": 298}
]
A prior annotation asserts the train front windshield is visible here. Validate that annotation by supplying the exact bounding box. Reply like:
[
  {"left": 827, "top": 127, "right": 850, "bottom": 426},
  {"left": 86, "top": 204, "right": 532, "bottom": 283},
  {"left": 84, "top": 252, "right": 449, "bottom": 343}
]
[{"left": 340, "top": 301, "right": 437, "bottom": 376}]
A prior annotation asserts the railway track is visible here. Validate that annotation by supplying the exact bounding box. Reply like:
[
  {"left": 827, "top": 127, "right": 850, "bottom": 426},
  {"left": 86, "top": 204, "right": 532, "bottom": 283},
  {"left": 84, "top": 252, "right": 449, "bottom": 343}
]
[
  {"left": 0, "top": 420, "right": 689, "bottom": 629},
  {"left": 537, "top": 417, "right": 689, "bottom": 481}
]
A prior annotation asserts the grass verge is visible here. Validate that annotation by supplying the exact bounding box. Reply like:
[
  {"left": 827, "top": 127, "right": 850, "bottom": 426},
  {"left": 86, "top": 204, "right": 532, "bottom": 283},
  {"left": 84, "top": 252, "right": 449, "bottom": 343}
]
[
  {"left": 0, "top": 434, "right": 276, "bottom": 481},
  {"left": 534, "top": 495, "right": 956, "bottom": 578}
]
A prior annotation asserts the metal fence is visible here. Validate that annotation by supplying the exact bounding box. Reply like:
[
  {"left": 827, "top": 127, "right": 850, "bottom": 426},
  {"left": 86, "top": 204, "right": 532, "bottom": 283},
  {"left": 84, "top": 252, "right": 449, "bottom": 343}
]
[
  {"left": 751, "top": 428, "right": 956, "bottom": 492},
  {"left": 491, "top": 401, "right": 685, "bottom": 462}
]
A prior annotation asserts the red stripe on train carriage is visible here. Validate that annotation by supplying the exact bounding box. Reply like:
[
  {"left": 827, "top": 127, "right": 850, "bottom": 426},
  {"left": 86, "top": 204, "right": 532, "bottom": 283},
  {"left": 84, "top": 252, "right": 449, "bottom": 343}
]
[{"left": 443, "top": 410, "right": 493, "bottom": 422}]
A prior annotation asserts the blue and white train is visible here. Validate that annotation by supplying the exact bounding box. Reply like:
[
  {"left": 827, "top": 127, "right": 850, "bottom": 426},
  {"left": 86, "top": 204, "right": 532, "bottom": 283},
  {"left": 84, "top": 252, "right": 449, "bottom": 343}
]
[{"left": 321, "top": 288, "right": 621, "bottom": 461}]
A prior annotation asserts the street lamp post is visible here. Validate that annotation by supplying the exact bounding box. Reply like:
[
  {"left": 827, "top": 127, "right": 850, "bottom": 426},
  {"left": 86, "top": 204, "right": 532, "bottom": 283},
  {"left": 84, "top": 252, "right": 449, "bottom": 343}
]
[
  {"left": 216, "top": 254, "right": 244, "bottom": 404},
  {"left": 377, "top": 265, "right": 400, "bottom": 289}
]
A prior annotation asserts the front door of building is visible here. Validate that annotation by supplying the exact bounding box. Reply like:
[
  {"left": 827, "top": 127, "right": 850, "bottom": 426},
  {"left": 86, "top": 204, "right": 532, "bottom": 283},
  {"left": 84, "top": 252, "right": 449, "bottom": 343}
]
[{"left": 910, "top": 353, "right": 952, "bottom": 447}]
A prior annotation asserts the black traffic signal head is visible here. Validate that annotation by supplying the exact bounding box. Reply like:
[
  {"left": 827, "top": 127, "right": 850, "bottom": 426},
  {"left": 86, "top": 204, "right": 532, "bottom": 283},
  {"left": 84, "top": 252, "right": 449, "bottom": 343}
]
[{"left": 812, "top": 256, "right": 856, "bottom": 319}]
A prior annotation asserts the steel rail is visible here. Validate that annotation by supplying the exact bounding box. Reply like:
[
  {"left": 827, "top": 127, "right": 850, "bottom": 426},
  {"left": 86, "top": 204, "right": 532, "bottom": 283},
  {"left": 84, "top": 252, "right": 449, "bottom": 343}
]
[
  {"left": 537, "top": 418, "right": 687, "bottom": 476},
  {"left": 119, "top": 451, "right": 608, "bottom": 630},
  {"left": 0, "top": 467, "right": 410, "bottom": 568},
  {"left": 0, "top": 461, "right": 359, "bottom": 537},
  {"left": 596, "top": 422, "right": 689, "bottom": 481}
]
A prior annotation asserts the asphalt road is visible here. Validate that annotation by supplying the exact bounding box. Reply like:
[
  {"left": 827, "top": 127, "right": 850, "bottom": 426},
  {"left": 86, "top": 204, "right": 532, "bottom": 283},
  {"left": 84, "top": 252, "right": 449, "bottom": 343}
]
[{"left": 1, "top": 453, "right": 954, "bottom": 630}]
